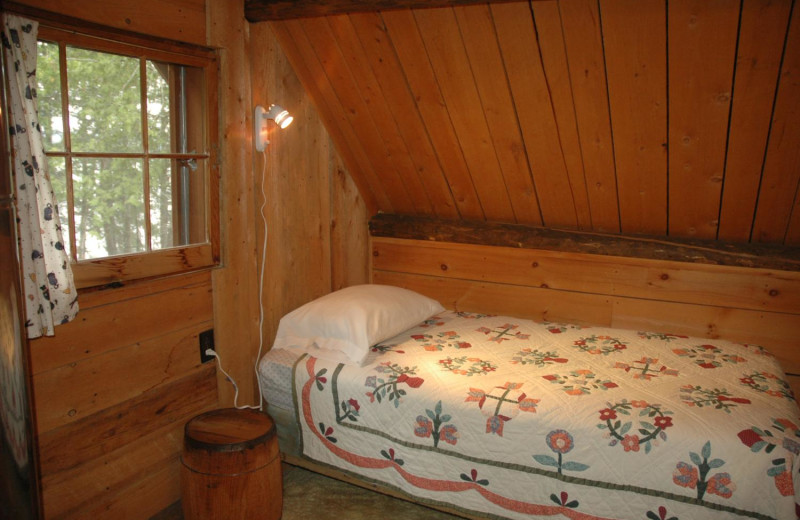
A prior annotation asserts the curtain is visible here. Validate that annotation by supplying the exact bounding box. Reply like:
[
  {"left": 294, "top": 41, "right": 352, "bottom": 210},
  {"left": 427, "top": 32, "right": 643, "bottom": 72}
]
[{"left": 3, "top": 14, "right": 78, "bottom": 339}]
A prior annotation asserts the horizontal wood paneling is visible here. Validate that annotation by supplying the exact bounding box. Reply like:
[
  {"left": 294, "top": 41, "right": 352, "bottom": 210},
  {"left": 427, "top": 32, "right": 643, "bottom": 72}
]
[
  {"left": 372, "top": 238, "right": 800, "bottom": 314},
  {"left": 8, "top": 0, "right": 207, "bottom": 46},
  {"left": 372, "top": 237, "right": 800, "bottom": 376},
  {"left": 30, "top": 273, "right": 213, "bottom": 375},
  {"left": 31, "top": 272, "right": 217, "bottom": 519},
  {"left": 269, "top": 0, "right": 800, "bottom": 246}
]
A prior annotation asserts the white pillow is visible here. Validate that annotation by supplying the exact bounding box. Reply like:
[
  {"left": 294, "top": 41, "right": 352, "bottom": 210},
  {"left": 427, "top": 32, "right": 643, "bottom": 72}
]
[{"left": 273, "top": 284, "right": 444, "bottom": 365}]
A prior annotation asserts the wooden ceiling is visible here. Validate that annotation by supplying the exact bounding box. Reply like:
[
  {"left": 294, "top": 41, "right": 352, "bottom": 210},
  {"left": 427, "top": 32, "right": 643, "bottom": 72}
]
[{"left": 258, "top": 0, "right": 800, "bottom": 246}]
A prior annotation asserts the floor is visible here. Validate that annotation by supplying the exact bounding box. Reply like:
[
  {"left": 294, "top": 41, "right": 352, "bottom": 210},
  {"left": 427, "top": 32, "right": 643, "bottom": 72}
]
[{"left": 153, "top": 463, "right": 465, "bottom": 519}]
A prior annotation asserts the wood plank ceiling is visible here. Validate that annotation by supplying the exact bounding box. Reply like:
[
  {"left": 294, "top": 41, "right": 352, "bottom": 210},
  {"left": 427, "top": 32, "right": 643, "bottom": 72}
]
[{"left": 256, "top": 0, "right": 800, "bottom": 246}]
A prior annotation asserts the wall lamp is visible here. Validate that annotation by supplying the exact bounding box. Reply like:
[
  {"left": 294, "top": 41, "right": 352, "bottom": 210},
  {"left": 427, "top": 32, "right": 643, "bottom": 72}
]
[{"left": 254, "top": 104, "right": 293, "bottom": 152}]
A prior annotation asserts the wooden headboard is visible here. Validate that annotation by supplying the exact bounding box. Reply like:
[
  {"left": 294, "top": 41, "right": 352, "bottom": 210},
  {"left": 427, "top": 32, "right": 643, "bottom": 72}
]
[{"left": 370, "top": 215, "right": 800, "bottom": 395}]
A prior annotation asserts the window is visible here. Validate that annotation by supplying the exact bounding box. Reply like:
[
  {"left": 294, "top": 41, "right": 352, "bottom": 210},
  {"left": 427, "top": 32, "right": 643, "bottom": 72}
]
[{"left": 35, "top": 26, "right": 218, "bottom": 288}]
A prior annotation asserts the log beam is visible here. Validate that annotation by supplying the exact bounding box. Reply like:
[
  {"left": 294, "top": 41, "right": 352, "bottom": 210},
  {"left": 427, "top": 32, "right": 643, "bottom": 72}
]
[
  {"left": 369, "top": 214, "right": 800, "bottom": 271},
  {"left": 245, "top": 0, "right": 523, "bottom": 22}
]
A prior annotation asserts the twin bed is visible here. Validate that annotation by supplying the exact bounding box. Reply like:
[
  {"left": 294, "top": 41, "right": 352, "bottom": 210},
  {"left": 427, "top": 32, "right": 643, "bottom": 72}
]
[{"left": 258, "top": 284, "right": 800, "bottom": 520}]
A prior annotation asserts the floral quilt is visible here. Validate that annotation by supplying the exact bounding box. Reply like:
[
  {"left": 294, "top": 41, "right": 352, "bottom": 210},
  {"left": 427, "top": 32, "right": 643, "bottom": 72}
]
[{"left": 291, "top": 311, "right": 800, "bottom": 519}]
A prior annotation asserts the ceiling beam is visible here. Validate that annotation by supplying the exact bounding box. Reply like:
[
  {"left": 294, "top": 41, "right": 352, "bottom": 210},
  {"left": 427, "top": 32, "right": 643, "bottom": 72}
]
[{"left": 245, "top": 0, "right": 524, "bottom": 22}]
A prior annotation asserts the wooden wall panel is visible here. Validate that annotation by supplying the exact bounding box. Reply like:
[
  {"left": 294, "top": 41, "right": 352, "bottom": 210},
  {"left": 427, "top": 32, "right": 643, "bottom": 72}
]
[
  {"left": 668, "top": 0, "right": 739, "bottom": 239},
  {"left": 300, "top": 17, "right": 418, "bottom": 214},
  {"left": 415, "top": 8, "right": 515, "bottom": 222},
  {"left": 325, "top": 16, "right": 435, "bottom": 216},
  {"left": 601, "top": 0, "right": 668, "bottom": 235},
  {"left": 250, "top": 20, "right": 371, "bottom": 367},
  {"left": 262, "top": 0, "right": 800, "bottom": 248},
  {"left": 559, "top": 0, "right": 620, "bottom": 233},
  {"left": 378, "top": 10, "right": 483, "bottom": 220},
  {"left": 493, "top": 2, "right": 579, "bottom": 228},
  {"left": 717, "top": 0, "right": 792, "bottom": 242},
  {"left": 454, "top": 4, "right": 542, "bottom": 225},
  {"left": 372, "top": 237, "right": 800, "bottom": 375},
  {"left": 30, "top": 273, "right": 217, "bottom": 518},
  {"left": 13, "top": 0, "right": 207, "bottom": 45},
  {"left": 530, "top": 1, "right": 592, "bottom": 229},
  {"left": 751, "top": 2, "right": 800, "bottom": 244}
]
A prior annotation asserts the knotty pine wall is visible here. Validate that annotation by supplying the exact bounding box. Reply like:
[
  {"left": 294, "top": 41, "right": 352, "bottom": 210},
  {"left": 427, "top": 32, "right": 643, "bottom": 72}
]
[
  {"left": 269, "top": 0, "right": 800, "bottom": 246},
  {"left": 12, "top": 0, "right": 369, "bottom": 517}
]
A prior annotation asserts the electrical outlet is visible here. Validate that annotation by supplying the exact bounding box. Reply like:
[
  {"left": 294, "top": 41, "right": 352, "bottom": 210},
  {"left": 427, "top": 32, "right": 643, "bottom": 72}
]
[{"left": 199, "top": 329, "right": 215, "bottom": 364}]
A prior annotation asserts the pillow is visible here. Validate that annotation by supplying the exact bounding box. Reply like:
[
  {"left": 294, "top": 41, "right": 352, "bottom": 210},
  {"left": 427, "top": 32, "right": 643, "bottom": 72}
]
[{"left": 272, "top": 284, "right": 445, "bottom": 365}]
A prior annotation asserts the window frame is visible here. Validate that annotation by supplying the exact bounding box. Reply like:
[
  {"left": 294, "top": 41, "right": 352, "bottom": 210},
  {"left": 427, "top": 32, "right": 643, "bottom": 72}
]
[{"left": 34, "top": 24, "right": 220, "bottom": 289}]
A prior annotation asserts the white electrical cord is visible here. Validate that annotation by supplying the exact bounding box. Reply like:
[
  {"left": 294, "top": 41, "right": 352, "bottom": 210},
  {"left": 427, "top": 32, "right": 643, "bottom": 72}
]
[{"left": 210, "top": 149, "right": 269, "bottom": 411}]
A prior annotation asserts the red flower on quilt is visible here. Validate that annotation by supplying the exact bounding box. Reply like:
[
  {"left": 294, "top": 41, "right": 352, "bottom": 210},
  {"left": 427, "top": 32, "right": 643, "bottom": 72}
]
[
  {"left": 598, "top": 408, "right": 617, "bottom": 421},
  {"left": 621, "top": 434, "right": 640, "bottom": 452},
  {"left": 654, "top": 416, "right": 673, "bottom": 430},
  {"left": 396, "top": 373, "right": 425, "bottom": 388}
]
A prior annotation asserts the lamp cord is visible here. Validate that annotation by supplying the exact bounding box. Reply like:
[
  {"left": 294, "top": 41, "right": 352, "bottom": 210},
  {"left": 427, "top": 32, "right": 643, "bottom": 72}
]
[{"left": 210, "top": 148, "right": 269, "bottom": 411}]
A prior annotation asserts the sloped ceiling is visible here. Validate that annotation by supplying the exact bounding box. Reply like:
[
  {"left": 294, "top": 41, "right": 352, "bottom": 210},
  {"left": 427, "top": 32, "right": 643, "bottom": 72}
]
[{"left": 260, "top": 0, "right": 800, "bottom": 246}]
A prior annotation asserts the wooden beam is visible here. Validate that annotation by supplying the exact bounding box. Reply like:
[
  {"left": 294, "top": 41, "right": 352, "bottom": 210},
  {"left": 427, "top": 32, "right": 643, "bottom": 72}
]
[
  {"left": 245, "top": 0, "right": 523, "bottom": 22},
  {"left": 369, "top": 214, "right": 800, "bottom": 271}
]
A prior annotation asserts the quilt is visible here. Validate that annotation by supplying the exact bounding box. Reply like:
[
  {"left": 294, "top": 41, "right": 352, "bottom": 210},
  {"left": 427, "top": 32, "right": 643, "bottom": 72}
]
[{"left": 291, "top": 310, "right": 800, "bottom": 519}]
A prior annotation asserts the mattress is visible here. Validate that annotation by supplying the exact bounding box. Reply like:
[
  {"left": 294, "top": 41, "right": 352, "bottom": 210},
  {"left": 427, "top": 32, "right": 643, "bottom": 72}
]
[{"left": 259, "top": 310, "right": 800, "bottom": 520}]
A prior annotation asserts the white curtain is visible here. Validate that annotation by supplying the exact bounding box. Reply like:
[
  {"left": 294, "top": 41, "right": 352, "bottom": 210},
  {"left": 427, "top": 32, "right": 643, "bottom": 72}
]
[{"left": 3, "top": 14, "right": 78, "bottom": 338}]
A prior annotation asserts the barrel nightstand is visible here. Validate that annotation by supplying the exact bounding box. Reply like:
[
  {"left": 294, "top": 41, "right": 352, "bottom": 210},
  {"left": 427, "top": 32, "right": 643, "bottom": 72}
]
[{"left": 181, "top": 408, "right": 282, "bottom": 520}]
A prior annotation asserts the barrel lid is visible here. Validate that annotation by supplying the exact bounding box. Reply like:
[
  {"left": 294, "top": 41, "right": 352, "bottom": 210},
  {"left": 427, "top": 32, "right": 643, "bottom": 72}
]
[{"left": 184, "top": 408, "right": 276, "bottom": 452}]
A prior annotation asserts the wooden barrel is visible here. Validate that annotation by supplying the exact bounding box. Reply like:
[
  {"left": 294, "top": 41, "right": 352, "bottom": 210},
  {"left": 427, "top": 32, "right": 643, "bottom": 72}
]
[{"left": 181, "top": 408, "right": 282, "bottom": 520}]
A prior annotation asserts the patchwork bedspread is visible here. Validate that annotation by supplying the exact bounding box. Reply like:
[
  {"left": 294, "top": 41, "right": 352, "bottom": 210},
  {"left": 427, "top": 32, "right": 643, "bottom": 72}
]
[{"left": 291, "top": 311, "right": 800, "bottom": 519}]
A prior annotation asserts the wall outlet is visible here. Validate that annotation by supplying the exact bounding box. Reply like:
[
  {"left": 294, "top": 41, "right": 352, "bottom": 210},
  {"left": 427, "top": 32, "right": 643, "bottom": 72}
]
[{"left": 199, "top": 329, "right": 215, "bottom": 364}]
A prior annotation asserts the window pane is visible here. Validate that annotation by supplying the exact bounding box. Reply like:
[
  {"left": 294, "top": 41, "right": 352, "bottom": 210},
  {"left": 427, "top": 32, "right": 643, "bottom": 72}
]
[
  {"left": 46, "top": 156, "right": 71, "bottom": 259},
  {"left": 73, "top": 157, "right": 145, "bottom": 259},
  {"left": 67, "top": 47, "right": 142, "bottom": 153},
  {"left": 147, "top": 61, "right": 171, "bottom": 153},
  {"left": 37, "top": 41, "right": 64, "bottom": 151},
  {"left": 149, "top": 159, "right": 174, "bottom": 249}
]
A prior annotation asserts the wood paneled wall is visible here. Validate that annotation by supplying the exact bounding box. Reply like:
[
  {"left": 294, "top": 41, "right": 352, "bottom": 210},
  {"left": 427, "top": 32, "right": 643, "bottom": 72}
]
[
  {"left": 8, "top": 1, "right": 370, "bottom": 517},
  {"left": 270, "top": 0, "right": 800, "bottom": 246},
  {"left": 372, "top": 236, "right": 800, "bottom": 394},
  {"left": 29, "top": 272, "right": 218, "bottom": 518},
  {"left": 249, "top": 20, "right": 371, "bottom": 375}
]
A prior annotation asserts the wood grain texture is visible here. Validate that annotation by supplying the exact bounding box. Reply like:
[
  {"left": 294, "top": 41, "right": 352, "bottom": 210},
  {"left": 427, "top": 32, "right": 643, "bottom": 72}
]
[
  {"left": 415, "top": 8, "right": 515, "bottom": 222},
  {"left": 372, "top": 239, "right": 800, "bottom": 374},
  {"left": 454, "top": 4, "right": 542, "bottom": 225},
  {"left": 246, "top": 0, "right": 524, "bottom": 21},
  {"left": 668, "top": 0, "right": 739, "bottom": 239},
  {"left": 372, "top": 237, "right": 800, "bottom": 314},
  {"left": 254, "top": 0, "right": 800, "bottom": 247},
  {"left": 379, "top": 9, "right": 483, "bottom": 220},
  {"left": 531, "top": 1, "right": 592, "bottom": 229},
  {"left": 751, "top": 2, "right": 800, "bottom": 243},
  {"left": 30, "top": 276, "right": 213, "bottom": 375},
  {"left": 250, "top": 21, "right": 370, "bottom": 368},
  {"left": 209, "top": 0, "right": 261, "bottom": 406},
  {"left": 493, "top": 1, "right": 579, "bottom": 228},
  {"left": 717, "top": 0, "right": 792, "bottom": 242},
  {"left": 369, "top": 213, "right": 800, "bottom": 270},
  {"left": 559, "top": 0, "right": 620, "bottom": 233},
  {"left": 601, "top": 0, "right": 668, "bottom": 235},
  {"left": 9, "top": 0, "right": 206, "bottom": 45},
  {"left": 40, "top": 421, "right": 185, "bottom": 518}
]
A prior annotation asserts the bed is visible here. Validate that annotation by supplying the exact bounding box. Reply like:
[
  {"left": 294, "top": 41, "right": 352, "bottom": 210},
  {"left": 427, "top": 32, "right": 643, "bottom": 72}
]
[{"left": 258, "top": 284, "right": 800, "bottom": 520}]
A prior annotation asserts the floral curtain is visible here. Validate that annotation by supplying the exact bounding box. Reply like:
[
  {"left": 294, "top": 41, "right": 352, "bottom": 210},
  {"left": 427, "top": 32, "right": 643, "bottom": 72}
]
[{"left": 3, "top": 14, "right": 78, "bottom": 338}]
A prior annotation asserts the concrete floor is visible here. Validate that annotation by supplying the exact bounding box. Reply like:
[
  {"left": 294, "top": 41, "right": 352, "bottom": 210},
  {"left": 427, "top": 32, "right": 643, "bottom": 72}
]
[{"left": 154, "top": 463, "right": 465, "bottom": 519}]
